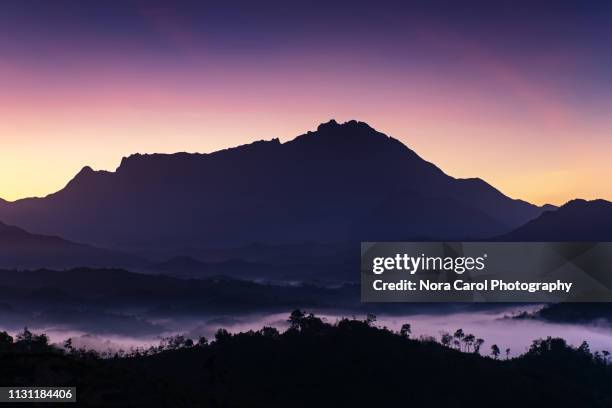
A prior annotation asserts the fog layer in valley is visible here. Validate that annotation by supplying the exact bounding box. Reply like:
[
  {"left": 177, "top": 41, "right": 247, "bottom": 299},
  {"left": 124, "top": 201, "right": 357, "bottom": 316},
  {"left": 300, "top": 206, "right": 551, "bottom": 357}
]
[{"left": 3, "top": 306, "right": 612, "bottom": 358}]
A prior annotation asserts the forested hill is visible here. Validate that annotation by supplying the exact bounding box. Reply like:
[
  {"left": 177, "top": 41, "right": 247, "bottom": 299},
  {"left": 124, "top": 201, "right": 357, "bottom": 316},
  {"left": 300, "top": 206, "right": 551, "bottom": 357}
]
[{"left": 1, "top": 312, "right": 611, "bottom": 407}]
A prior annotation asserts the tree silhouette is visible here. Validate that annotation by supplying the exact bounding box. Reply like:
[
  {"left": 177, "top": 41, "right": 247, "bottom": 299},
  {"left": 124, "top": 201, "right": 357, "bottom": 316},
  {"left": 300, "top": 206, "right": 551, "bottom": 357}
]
[
  {"left": 400, "top": 324, "right": 411, "bottom": 338},
  {"left": 288, "top": 309, "right": 326, "bottom": 333},
  {"left": 529, "top": 337, "right": 569, "bottom": 355},
  {"left": 64, "top": 338, "right": 74, "bottom": 354},
  {"left": 578, "top": 341, "right": 590, "bottom": 355},
  {"left": 161, "top": 335, "right": 194, "bottom": 350},
  {"left": 214, "top": 328, "right": 231, "bottom": 344},
  {"left": 491, "top": 344, "right": 500, "bottom": 359},
  {"left": 505, "top": 348, "right": 511, "bottom": 360},
  {"left": 474, "top": 338, "right": 485, "bottom": 354},
  {"left": 602, "top": 350, "right": 610, "bottom": 366},
  {"left": 463, "top": 334, "right": 475, "bottom": 352},
  {"left": 453, "top": 329, "right": 465, "bottom": 350},
  {"left": 260, "top": 326, "right": 280, "bottom": 339},
  {"left": 288, "top": 309, "right": 306, "bottom": 330},
  {"left": 15, "top": 327, "right": 49, "bottom": 353},
  {"left": 594, "top": 351, "right": 602, "bottom": 364},
  {"left": 0, "top": 331, "right": 13, "bottom": 352},
  {"left": 16, "top": 327, "right": 33, "bottom": 343},
  {"left": 440, "top": 332, "right": 452, "bottom": 347}
]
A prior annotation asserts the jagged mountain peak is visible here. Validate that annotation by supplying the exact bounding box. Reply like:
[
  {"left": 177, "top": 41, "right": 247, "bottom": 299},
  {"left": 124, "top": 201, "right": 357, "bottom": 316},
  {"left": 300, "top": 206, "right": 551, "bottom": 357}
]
[
  {"left": 282, "top": 119, "right": 419, "bottom": 164},
  {"left": 295, "top": 119, "right": 400, "bottom": 144},
  {"left": 316, "top": 119, "right": 374, "bottom": 133}
]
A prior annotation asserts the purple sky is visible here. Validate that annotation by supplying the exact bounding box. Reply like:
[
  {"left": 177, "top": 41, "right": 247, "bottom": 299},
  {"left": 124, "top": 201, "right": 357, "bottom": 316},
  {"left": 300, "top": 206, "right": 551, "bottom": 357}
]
[{"left": 1, "top": 0, "right": 611, "bottom": 204}]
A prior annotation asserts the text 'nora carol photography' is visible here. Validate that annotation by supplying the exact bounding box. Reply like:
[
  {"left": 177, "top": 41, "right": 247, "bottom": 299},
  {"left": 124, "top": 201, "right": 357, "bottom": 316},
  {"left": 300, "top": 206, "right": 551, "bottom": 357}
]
[{"left": 361, "top": 242, "right": 612, "bottom": 302}]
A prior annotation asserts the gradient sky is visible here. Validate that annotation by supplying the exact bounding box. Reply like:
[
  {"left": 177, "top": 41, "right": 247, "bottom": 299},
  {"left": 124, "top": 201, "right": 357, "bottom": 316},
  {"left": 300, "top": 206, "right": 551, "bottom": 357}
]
[{"left": 1, "top": 0, "right": 611, "bottom": 205}]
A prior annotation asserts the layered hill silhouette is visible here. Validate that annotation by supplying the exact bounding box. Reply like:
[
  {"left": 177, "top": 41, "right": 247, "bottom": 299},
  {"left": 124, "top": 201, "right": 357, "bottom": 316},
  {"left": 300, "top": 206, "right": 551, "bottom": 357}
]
[
  {"left": 0, "top": 221, "right": 142, "bottom": 269},
  {"left": 500, "top": 199, "right": 612, "bottom": 241},
  {"left": 150, "top": 256, "right": 279, "bottom": 280},
  {"left": 0, "top": 120, "right": 549, "bottom": 250},
  {"left": 0, "top": 267, "right": 360, "bottom": 335},
  {"left": 148, "top": 255, "right": 353, "bottom": 283}
]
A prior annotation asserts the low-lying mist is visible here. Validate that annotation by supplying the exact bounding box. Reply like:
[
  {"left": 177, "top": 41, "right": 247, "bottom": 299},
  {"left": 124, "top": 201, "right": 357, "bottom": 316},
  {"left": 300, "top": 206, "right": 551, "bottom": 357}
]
[{"left": 3, "top": 306, "right": 612, "bottom": 358}]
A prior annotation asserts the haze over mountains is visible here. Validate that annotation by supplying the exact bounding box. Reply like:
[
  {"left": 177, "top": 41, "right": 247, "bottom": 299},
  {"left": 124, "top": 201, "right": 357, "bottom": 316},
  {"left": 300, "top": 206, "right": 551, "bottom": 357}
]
[{"left": 0, "top": 120, "right": 551, "bottom": 253}]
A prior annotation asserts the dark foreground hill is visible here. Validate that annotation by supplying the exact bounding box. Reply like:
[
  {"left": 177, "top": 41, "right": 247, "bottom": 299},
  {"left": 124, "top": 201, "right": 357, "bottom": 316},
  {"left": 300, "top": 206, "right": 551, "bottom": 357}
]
[
  {"left": 499, "top": 199, "right": 612, "bottom": 241},
  {"left": 0, "top": 120, "right": 547, "bottom": 251},
  {"left": 0, "top": 221, "right": 142, "bottom": 269},
  {"left": 1, "top": 313, "right": 611, "bottom": 408}
]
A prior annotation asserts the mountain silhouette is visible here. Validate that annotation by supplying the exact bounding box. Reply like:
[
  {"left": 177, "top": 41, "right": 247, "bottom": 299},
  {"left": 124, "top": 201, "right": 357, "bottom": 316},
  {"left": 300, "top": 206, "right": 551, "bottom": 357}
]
[
  {"left": 0, "top": 120, "right": 549, "bottom": 250},
  {"left": 499, "top": 199, "right": 612, "bottom": 241},
  {"left": 0, "top": 220, "right": 142, "bottom": 269}
]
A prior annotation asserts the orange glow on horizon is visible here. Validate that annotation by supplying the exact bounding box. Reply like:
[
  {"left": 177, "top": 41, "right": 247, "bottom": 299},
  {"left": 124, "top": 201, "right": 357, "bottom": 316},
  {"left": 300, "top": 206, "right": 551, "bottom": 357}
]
[
  {"left": 1, "top": 49, "right": 610, "bottom": 206},
  {"left": 1, "top": 111, "right": 610, "bottom": 206}
]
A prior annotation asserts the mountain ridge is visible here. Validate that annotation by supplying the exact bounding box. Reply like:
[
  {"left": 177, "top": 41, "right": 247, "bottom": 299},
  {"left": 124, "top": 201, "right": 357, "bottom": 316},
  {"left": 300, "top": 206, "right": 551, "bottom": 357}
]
[
  {"left": 0, "top": 120, "right": 551, "bottom": 250},
  {"left": 0, "top": 220, "right": 143, "bottom": 269},
  {"left": 499, "top": 198, "right": 612, "bottom": 241}
]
